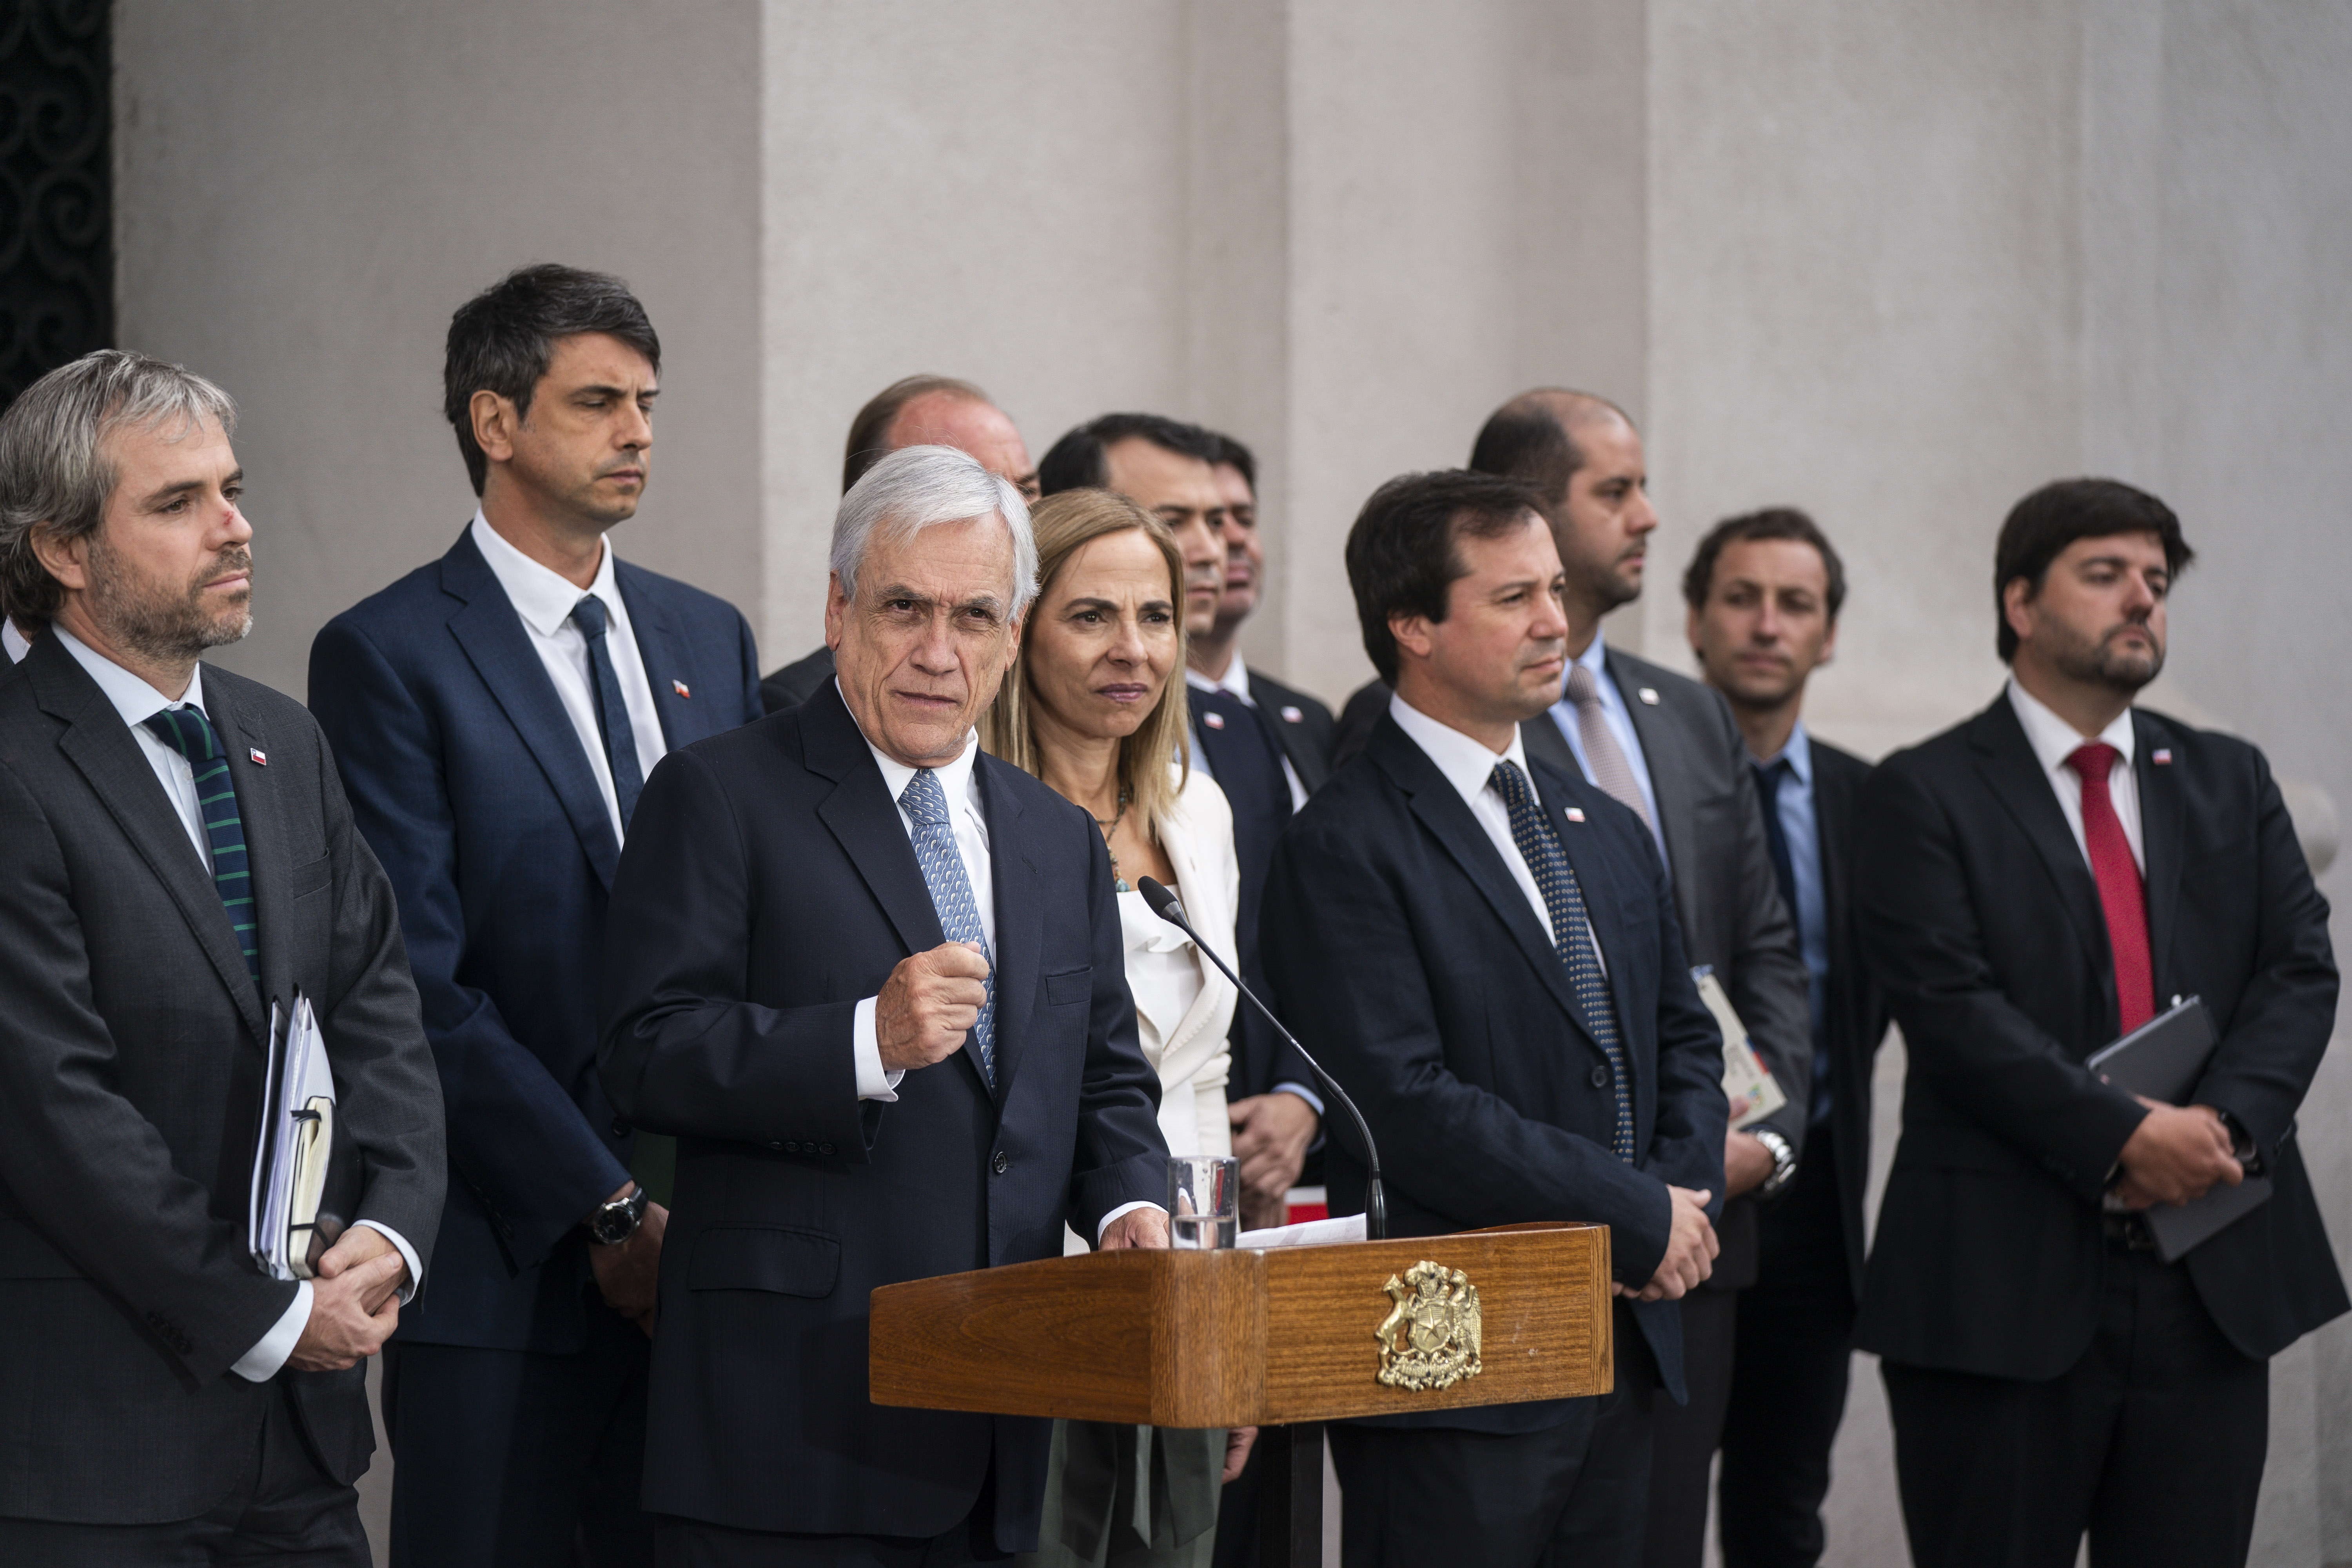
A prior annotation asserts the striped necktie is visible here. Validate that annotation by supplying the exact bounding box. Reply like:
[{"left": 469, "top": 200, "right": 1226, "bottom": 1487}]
[
  {"left": 142, "top": 705, "right": 261, "bottom": 989},
  {"left": 899, "top": 767, "right": 995, "bottom": 1085},
  {"left": 1490, "top": 759, "right": 1635, "bottom": 1161}
]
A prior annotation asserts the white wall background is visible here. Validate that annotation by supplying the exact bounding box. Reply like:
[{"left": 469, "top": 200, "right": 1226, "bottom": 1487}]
[{"left": 111, "top": 2, "right": 2349, "bottom": 1563}]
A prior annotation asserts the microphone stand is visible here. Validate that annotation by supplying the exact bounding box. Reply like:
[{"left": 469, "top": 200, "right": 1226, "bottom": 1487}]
[{"left": 1137, "top": 878, "right": 1386, "bottom": 1241}]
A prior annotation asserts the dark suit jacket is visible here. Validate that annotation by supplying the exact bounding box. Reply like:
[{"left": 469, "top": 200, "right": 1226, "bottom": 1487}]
[
  {"left": 1261, "top": 715, "right": 1729, "bottom": 1417},
  {"left": 1245, "top": 668, "right": 1335, "bottom": 795},
  {"left": 1808, "top": 737, "right": 1892, "bottom": 1301},
  {"left": 309, "top": 526, "right": 762, "bottom": 1353},
  {"left": 1854, "top": 697, "right": 2345, "bottom": 1377},
  {"left": 0, "top": 636, "right": 444, "bottom": 1523},
  {"left": 596, "top": 682, "right": 1167, "bottom": 1545},
  {"left": 759, "top": 643, "right": 834, "bottom": 714},
  {"left": 1341, "top": 655, "right": 1812, "bottom": 1289}
]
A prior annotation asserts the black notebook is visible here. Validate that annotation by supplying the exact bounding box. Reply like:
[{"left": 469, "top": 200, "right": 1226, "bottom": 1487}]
[{"left": 2085, "top": 997, "right": 2270, "bottom": 1262}]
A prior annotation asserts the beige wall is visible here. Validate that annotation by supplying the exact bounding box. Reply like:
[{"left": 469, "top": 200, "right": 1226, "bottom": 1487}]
[{"left": 114, "top": 0, "right": 762, "bottom": 700}]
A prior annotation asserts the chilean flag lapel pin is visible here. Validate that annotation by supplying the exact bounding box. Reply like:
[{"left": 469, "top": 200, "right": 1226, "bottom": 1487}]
[
  {"left": 2152, "top": 748, "right": 2172, "bottom": 765},
  {"left": 672, "top": 679, "right": 691, "bottom": 699},
  {"left": 1203, "top": 710, "right": 1226, "bottom": 730},
  {"left": 1564, "top": 807, "right": 1586, "bottom": 823},
  {"left": 248, "top": 747, "right": 268, "bottom": 766}
]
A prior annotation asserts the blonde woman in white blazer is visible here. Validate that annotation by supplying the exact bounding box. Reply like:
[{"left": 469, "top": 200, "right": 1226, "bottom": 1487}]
[{"left": 986, "top": 488, "right": 1249, "bottom": 1568}]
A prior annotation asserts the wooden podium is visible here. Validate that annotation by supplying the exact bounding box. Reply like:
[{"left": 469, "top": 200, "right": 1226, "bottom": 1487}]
[{"left": 871, "top": 1221, "right": 1613, "bottom": 1564}]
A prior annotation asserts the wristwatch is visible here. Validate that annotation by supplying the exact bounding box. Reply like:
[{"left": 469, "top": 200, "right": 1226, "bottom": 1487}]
[
  {"left": 1749, "top": 1128, "right": 1797, "bottom": 1199},
  {"left": 588, "top": 1186, "right": 649, "bottom": 1246}
]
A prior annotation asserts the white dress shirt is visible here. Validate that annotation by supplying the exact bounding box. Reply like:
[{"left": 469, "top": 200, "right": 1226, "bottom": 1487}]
[
  {"left": 1390, "top": 693, "right": 1606, "bottom": 973},
  {"left": 2, "top": 617, "right": 28, "bottom": 664},
  {"left": 1547, "top": 632, "right": 1670, "bottom": 872},
  {"left": 2007, "top": 678, "right": 2143, "bottom": 872},
  {"left": 470, "top": 514, "right": 668, "bottom": 842},
  {"left": 1186, "top": 655, "right": 1309, "bottom": 811},
  {"left": 50, "top": 628, "right": 421, "bottom": 1380}
]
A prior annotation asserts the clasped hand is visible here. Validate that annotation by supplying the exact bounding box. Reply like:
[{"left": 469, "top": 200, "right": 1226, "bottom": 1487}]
[
  {"left": 287, "top": 1226, "right": 408, "bottom": 1372},
  {"left": 1613, "top": 1185, "right": 1717, "bottom": 1303},
  {"left": 2114, "top": 1098, "right": 2242, "bottom": 1210},
  {"left": 877, "top": 941, "right": 991, "bottom": 1073}
]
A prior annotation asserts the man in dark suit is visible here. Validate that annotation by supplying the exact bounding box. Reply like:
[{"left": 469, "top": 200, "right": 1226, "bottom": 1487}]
[
  {"left": 598, "top": 443, "right": 1169, "bottom": 1564},
  {"left": 0, "top": 350, "right": 445, "bottom": 1561},
  {"left": 1684, "top": 509, "right": 1889, "bottom": 1566},
  {"left": 1040, "top": 413, "right": 1327, "bottom": 1232},
  {"left": 310, "top": 266, "right": 763, "bottom": 1567},
  {"left": 1328, "top": 390, "right": 1808, "bottom": 1564},
  {"left": 1856, "top": 478, "right": 2344, "bottom": 1567},
  {"left": 1262, "top": 468, "right": 1728, "bottom": 1565},
  {"left": 760, "top": 375, "right": 1039, "bottom": 713}
]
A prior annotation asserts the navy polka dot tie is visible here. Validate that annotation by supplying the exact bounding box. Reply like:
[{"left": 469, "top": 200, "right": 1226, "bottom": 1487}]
[
  {"left": 142, "top": 705, "right": 261, "bottom": 992},
  {"left": 900, "top": 767, "right": 995, "bottom": 1086},
  {"left": 1490, "top": 760, "right": 1635, "bottom": 1161}
]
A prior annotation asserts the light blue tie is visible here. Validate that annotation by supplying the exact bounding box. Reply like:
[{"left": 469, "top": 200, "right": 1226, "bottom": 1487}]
[{"left": 899, "top": 768, "right": 995, "bottom": 1085}]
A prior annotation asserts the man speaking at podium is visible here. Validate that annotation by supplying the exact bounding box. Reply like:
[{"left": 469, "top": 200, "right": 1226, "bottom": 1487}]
[
  {"left": 1262, "top": 471, "right": 1729, "bottom": 1565},
  {"left": 1855, "top": 480, "right": 2344, "bottom": 1568},
  {"left": 599, "top": 445, "right": 1170, "bottom": 1565}
]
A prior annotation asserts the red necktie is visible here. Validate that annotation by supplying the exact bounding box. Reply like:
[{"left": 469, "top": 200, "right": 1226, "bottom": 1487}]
[{"left": 2066, "top": 742, "right": 2154, "bottom": 1033}]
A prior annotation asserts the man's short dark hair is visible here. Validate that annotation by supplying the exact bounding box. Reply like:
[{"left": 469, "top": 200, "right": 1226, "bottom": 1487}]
[
  {"left": 1467, "top": 388, "right": 1631, "bottom": 508},
  {"left": 1037, "top": 413, "right": 1221, "bottom": 497},
  {"left": 443, "top": 264, "right": 661, "bottom": 496},
  {"left": 1682, "top": 506, "right": 1848, "bottom": 621},
  {"left": 1345, "top": 470, "right": 1548, "bottom": 686},
  {"left": 842, "top": 374, "right": 993, "bottom": 495},
  {"left": 1993, "top": 479, "right": 2195, "bottom": 662},
  {"left": 1207, "top": 430, "right": 1256, "bottom": 492}
]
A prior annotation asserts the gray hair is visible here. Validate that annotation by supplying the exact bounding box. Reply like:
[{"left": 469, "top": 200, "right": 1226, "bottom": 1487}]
[
  {"left": 829, "top": 443, "right": 1037, "bottom": 616},
  {"left": 0, "top": 350, "right": 239, "bottom": 635}
]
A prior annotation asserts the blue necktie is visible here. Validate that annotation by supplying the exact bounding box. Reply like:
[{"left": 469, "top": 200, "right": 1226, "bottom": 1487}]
[
  {"left": 142, "top": 705, "right": 261, "bottom": 991},
  {"left": 1753, "top": 759, "right": 1798, "bottom": 920},
  {"left": 899, "top": 768, "right": 995, "bottom": 1085},
  {"left": 1490, "top": 760, "right": 1635, "bottom": 1161},
  {"left": 569, "top": 594, "right": 644, "bottom": 829}
]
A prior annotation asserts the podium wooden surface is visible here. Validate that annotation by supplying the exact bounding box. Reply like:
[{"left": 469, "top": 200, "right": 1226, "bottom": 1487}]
[{"left": 869, "top": 1221, "right": 1612, "bottom": 1429}]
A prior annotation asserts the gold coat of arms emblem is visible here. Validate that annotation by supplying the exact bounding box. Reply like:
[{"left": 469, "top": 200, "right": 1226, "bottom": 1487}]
[{"left": 1374, "top": 1261, "right": 1483, "bottom": 1391}]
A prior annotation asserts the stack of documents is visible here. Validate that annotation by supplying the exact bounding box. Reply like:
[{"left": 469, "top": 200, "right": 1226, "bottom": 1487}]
[
  {"left": 1693, "top": 965, "right": 1786, "bottom": 1130},
  {"left": 247, "top": 992, "right": 344, "bottom": 1281}
]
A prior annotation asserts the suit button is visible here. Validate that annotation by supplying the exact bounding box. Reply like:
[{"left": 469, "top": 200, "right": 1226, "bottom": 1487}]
[
  {"left": 611, "top": 1117, "right": 630, "bottom": 1138},
  {"left": 992, "top": 1150, "right": 1010, "bottom": 1175},
  {"left": 767, "top": 1141, "right": 784, "bottom": 1151},
  {"left": 819, "top": 1142, "right": 836, "bottom": 1156},
  {"left": 784, "top": 1140, "right": 800, "bottom": 1153},
  {"left": 1590, "top": 1065, "right": 1609, "bottom": 1089}
]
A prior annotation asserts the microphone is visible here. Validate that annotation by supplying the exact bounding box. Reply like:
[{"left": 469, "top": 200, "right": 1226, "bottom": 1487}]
[{"left": 1137, "top": 877, "right": 1386, "bottom": 1241}]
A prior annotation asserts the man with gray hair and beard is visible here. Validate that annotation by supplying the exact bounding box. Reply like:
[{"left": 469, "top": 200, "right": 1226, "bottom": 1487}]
[
  {"left": 598, "top": 444, "right": 1170, "bottom": 1565},
  {"left": 0, "top": 354, "right": 444, "bottom": 1561}
]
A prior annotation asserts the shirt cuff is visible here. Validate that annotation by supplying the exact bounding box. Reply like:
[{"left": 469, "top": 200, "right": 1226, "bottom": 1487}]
[
  {"left": 1270, "top": 1080, "right": 1325, "bottom": 1119},
  {"left": 1096, "top": 1201, "right": 1164, "bottom": 1243},
  {"left": 852, "top": 997, "right": 906, "bottom": 1102},
  {"left": 233, "top": 1281, "right": 312, "bottom": 1382},
  {"left": 352, "top": 1220, "right": 423, "bottom": 1305}
]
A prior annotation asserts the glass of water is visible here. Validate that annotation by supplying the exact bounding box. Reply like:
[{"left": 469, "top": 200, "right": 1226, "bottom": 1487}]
[{"left": 1167, "top": 1155, "right": 1240, "bottom": 1249}]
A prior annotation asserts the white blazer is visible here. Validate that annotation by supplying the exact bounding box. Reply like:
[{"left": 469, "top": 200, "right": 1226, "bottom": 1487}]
[{"left": 1125, "top": 767, "right": 1241, "bottom": 1159}]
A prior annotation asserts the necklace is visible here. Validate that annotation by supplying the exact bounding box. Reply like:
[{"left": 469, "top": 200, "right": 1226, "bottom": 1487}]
[{"left": 1094, "top": 789, "right": 1132, "bottom": 892}]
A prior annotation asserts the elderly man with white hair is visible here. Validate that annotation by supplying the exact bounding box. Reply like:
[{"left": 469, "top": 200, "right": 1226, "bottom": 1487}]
[{"left": 598, "top": 445, "right": 1172, "bottom": 1566}]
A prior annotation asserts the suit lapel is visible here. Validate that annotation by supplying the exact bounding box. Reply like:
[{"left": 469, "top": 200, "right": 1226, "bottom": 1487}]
[
  {"left": 1967, "top": 701, "right": 2108, "bottom": 975},
  {"left": 976, "top": 758, "right": 1039, "bottom": 1103},
  {"left": 1371, "top": 722, "right": 1601, "bottom": 1053},
  {"left": 439, "top": 530, "right": 624, "bottom": 888},
  {"left": 615, "top": 563, "right": 695, "bottom": 750},
  {"left": 31, "top": 643, "right": 268, "bottom": 1044},
  {"left": 1603, "top": 648, "right": 1692, "bottom": 874},
  {"left": 802, "top": 683, "right": 950, "bottom": 965},
  {"left": 2133, "top": 711, "right": 2185, "bottom": 1004},
  {"left": 209, "top": 684, "right": 297, "bottom": 1020}
]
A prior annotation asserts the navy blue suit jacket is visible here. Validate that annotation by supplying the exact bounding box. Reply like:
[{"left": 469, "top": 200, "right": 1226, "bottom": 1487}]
[
  {"left": 308, "top": 525, "right": 761, "bottom": 1351},
  {"left": 595, "top": 681, "right": 1167, "bottom": 1546},
  {"left": 1261, "top": 714, "right": 1728, "bottom": 1420}
]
